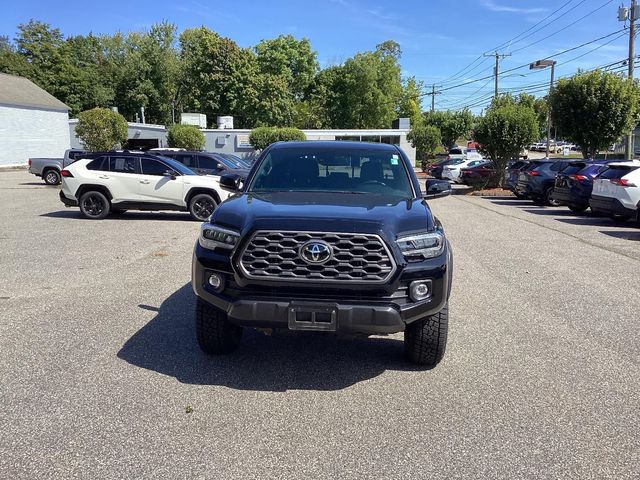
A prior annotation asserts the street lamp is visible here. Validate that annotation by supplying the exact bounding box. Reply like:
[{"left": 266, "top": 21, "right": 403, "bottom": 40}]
[{"left": 530, "top": 59, "right": 557, "bottom": 158}]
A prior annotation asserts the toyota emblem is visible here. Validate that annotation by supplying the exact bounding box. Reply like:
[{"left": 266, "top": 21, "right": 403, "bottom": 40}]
[{"left": 300, "top": 241, "right": 332, "bottom": 264}]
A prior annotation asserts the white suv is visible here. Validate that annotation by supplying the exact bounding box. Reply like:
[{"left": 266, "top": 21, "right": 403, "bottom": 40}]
[
  {"left": 59, "top": 152, "right": 233, "bottom": 221},
  {"left": 590, "top": 161, "right": 640, "bottom": 222}
]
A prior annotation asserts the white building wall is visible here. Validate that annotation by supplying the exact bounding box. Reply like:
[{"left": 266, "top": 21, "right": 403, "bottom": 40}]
[{"left": 0, "top": 105, "right": 70, "bottom": 166}]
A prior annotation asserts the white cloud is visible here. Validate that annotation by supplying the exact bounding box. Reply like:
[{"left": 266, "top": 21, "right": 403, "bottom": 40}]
[{"left": 481, "top": 1, "right": 548, "bottom": 14}]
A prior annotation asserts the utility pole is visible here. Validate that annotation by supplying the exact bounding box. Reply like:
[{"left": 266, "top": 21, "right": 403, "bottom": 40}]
[
  {"left": 628, "top": 1, "right": 636, "bottom": 159},
  {"left": 425, "top": 84, "right": 441, "bottom": 112},
  {"left": 620, "top": 1, "right": 637, "bottom": 159},
  {"left": 484, "top": 52, "right": 511, "bottom": 100}
]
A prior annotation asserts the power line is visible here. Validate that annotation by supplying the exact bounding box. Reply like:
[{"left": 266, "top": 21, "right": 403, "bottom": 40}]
[
  {"left": 496, "top": 0, "right": 587, "bottom": 51},
  {"left": 511, "top": 0, "right": 617, "bottom": 54},
  {"left": 424, "top": 29, "right": 627, "bottom": 95}
]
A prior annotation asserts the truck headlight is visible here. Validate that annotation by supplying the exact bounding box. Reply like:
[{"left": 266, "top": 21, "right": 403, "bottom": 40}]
[
  {"left": 199, "top": 224, "right": 240, "bottom": 250},
  {"left": 397, "top": 231, "right": 445, "bottom": 259}
]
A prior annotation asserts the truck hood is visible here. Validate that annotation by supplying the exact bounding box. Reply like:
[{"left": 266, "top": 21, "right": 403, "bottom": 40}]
[{"left": 211, "top": 191, "right": 436, "bottom": 239}]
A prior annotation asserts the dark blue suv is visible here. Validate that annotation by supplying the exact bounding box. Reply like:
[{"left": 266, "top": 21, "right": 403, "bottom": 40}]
[
  {"left": 551, "top": 161, "right": 609, "bottom": 213},
  {"left": 515, "top": 159, "right": 571, "bottom": 205}
]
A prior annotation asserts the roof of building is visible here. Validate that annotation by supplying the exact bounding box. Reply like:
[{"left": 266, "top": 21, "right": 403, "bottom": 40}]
[{"left": 0, "top": 73, "right": 69, "bottom": 111}]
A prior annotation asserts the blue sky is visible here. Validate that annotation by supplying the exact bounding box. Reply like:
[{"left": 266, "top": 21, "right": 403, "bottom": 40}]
[{"left": 0, "top": 0, "right": 630, "bottom": 112}]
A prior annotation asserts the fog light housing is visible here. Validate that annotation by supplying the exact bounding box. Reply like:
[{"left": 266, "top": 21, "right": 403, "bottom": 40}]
[
  {"left": 409, "top": 280, "right": 432, "bottom": 302},
  {"left": 207, "top": 272, "right": 223, "bottom": 291}
]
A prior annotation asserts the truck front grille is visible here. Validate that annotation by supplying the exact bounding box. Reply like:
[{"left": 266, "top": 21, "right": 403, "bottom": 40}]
[{"left": 238, "top": 231, "right": 396, "bottom": 283}]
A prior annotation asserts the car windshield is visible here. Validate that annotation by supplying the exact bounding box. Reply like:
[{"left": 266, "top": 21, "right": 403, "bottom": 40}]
[
  {"left": 220, "top": 154, "right": 250, "bottom": 168},
  {"left": 153, "top": 156, "right": 197, "bottom": 175},
  {"left": 249, "top": 147, "right": 414, "bottom": 197}
]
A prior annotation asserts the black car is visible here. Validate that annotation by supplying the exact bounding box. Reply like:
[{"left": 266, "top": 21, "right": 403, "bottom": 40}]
[
  {"left": 192, "top": 141, "right": 453, "bottom": 367},
  {"left": 504, "top": 160, "right": 530, "bottom": 196},
  {"left": 154, "top": 150, "right": 250, "bottom": 179},
  {"left": 551, "top": 161, "right": 608, "bottom": 213},
  {"left": 515, "top": 159, "right": 571, "bottom": 205}
]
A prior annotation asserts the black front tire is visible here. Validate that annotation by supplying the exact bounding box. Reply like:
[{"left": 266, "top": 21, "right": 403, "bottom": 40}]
[
  {"left": 196, "top": 298, "right": 242, "bottom": 354},
  {"left": 43, "top": 169, "right": 61, "bottom": 185},
  {"left": 79, "top": 191, "right": 110, "bottom": 219},
  {"left": 404, "top": 303, "right": 448, "bottom": 367},
  {"left": 189, "top": 193, "right": 218, "bottom": 222},
  {"left": 568, "top": 205, "right": 587, "bottom": 213},
  {"left": 544, "top": 188, "right": 561, "bottom": 206}
]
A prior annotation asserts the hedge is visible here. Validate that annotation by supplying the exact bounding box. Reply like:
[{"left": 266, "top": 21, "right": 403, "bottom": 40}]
[
  {"left": 167, "top": 124, "right": 205, "bottom": 150},
  {"left": 249, "top": 127, "right": 306, "bottom": 150}
]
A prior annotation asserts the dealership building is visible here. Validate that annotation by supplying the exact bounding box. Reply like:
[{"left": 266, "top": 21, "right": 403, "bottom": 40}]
[{"left": 69, "top": 117, "right": 416, "bottom": 163}]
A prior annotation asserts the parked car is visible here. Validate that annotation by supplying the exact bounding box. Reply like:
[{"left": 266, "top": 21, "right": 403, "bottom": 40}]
[
  {"left": 28, "top": 149, "right": 87, "bottom": 185},
  {"left": 589, "top": 161, "right": 640, "bottom": 222},
  {"left": 460, "top": 162, "right": 496, "bottom": 186},
  {"left": 504, "top": 160, "right": 530, "bottom": 196},
  {"left": 218, "top": 153, "right": 252, "bottom": 169},
  {"left": 515, "top": 159, "right": 571, "bottom": 205},
  {"left": 551, "top": 161, "right": 608, "bottom": 213},
  {"left": 152, "top": 150, "right": 250, "bottom": 179},
  {"left": 430, "top": 158, "right": 465, "bottom": 179},
  {"left": 442, "top": 158, "right": 487, "bottom": 183},
  {"left": 59, "top": 151, "right": 231, "bottom": 221},
  {"left": 192, "top": 141, "right": 453, "bottom": 366}
]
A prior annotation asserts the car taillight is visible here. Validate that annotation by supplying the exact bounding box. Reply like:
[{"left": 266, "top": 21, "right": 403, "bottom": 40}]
[
  {"left": 570, "top": 174, "right": 588, "bottom": 181},
  {"left": 529, "top": 170, "right": 540, "bottom": 176},
  {"left": 28, "top": 159, "right": 32, "bottom": 166},
  {"left": 611, "top": 178, "right": 636, "bottom": 187},
  {"left": 60, "top": 169, "right": 73, "bottom": 178}
]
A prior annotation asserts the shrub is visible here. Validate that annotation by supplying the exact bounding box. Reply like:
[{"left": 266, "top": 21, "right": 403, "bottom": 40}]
[
  {"left": 407, "top": 124, "right": 441, "bottom": 169},
  {"left": 75, "top": 108, "right": 128, "bottom": 152},
  {"left": 167, "top": 124, "right": 205, "bottom": 150},
  {"left": 249, "top": 127, "right": 306, "bottom": 150}
]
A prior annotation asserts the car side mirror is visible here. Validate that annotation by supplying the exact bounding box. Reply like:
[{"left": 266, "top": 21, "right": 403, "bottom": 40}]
[
  {"left": 163, "top": 171, "right": 177, "bottom": 180},
  {"left": 220, "top": 173, "right": 242, "bottom": 191},
  {"left": 424, "top": 179, "right": 452, "bottom": 199}
]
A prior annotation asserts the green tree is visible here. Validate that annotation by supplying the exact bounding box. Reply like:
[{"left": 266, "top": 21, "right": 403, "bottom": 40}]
[
  {"left": 246, "top": 74, "right": 296, "bottom": 127},
  {"left": 407, "top": 124, "right": 441, "bottom": 167},
  {"left": 179, "top": 27, "right": 256, "bottom": 128},
  {"left": 398, "top": 76, "right": 425, "bottom": 129},
  {"left": 424, "top": 109, "right": 473, "bottom": 148},
  {"left": 317, "top": 41, "right": 403, "bottom": 129},
  {"left": 167, "top": 124, "right": 205, "bottom": 150},
  {"left": 474, "top": 104, "right": 539, "bottom": 184},
  {"left": 75, "top": 108, "right": 128, "bottom": 151},
  {"left": 492, "top": 93, "right": 548, "bottom": 139},
  {"left": 249, "top": 127, "right": 306, "bottom": 150},
  {"left": 549, "top": 70, "right": 640, "bottom": 158},
  {"left": 113, "top": 22, "right": 180, "bottom": 125},
  {"left": 254, "top": 34, "right": 318, "bottom": 99}
]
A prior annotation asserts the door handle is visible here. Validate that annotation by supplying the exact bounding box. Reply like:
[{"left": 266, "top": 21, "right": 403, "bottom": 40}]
[
  {"left": 99, "top": 175, "right": 109, "bottom": 179},
  {"left": 140, "top": 180, "right": 150, "bottom": 184}
]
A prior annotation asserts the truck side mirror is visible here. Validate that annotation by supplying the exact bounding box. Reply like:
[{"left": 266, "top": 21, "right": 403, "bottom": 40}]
[
  {"left": 424, "top": 179, "right": 452, "bottom": 199},
  {"left": 220, "top": 173, "right": 242, "bottom": 191}
]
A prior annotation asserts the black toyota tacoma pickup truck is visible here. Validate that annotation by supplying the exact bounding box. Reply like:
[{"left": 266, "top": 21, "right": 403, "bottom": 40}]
[{"left": 192, "top": 141, "right": 453, "bottom": 366}]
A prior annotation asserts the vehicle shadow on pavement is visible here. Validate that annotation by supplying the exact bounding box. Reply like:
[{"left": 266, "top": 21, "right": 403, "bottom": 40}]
[
  {"left": 41, "top": 210, "right": 193, "bottom": 221},
  {"left": 599, "top": 230, "right": 640, "bottom": 241},
  {"left": 117, "top": 284, "right": 418, "bottom": 391},
  {"left": 485, "top": 200, "right": 533, "bottom": 207}
]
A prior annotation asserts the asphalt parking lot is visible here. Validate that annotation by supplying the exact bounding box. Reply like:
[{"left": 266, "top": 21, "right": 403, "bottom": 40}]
[{"left": 1, "top": 170, "right": 639, "bottom": 479}]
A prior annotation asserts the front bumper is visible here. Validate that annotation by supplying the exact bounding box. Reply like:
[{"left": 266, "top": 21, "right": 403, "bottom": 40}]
[
  {"left": 59, "top": 190, "right": 78, "bottom": 207},
  {"left": 192, "top": 245, "right": 451, "bottom": 334},
  {"left": 589, "top": 195, "right": 636, "bottom": 217}
]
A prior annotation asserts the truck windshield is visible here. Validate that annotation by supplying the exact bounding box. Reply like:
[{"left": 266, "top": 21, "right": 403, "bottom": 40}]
[{"left": 248, "top": 147, "right": 414, "bottom": 197}]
